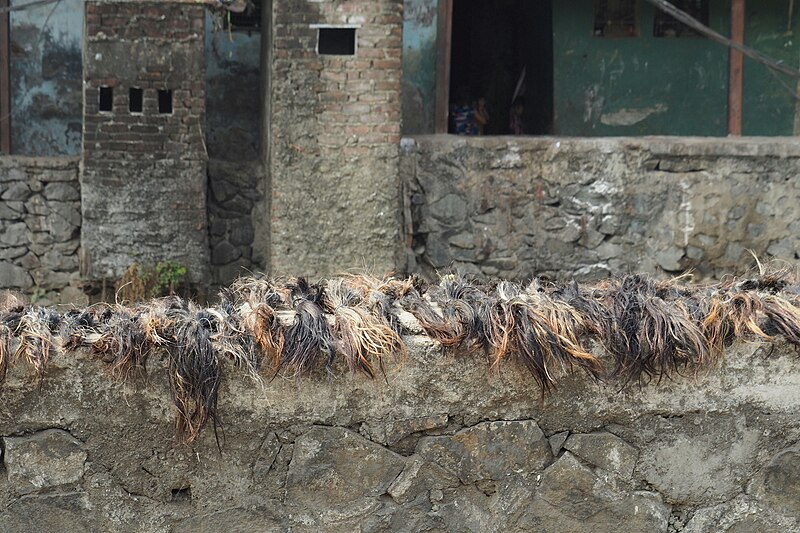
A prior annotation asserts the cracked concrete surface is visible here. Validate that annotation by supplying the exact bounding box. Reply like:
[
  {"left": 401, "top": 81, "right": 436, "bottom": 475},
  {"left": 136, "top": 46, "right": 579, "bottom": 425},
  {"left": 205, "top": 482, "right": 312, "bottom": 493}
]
[{"left": 0, "top": 336, "right": 799, "bottom": 531}]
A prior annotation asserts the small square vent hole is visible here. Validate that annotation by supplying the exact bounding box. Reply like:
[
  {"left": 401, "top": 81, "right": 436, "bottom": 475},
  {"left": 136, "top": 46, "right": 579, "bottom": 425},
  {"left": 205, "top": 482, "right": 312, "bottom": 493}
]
[
  {"left": 129, "top": 87, "right": 144, "bottom": 113},
  {"left": 158, "top": 89, "right": 173, "bottom": 114},
  {"left": 318, "top": 27, "right": 356, "bottom": 55},
  {"left": 99, "top": 86, "right": 113, "bottom": 112}
]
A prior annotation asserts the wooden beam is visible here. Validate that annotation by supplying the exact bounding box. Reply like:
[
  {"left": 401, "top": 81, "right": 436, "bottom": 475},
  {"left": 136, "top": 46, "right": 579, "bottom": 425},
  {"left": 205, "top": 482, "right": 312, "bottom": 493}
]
[
  {"left": 434, "top": 0, "right": 452, "bottom": 134},
  {"left": 728, "top": 0, "right": 745, "bottom": 136},
  {"left": 0, "top": 0, "right": 10, "bottom": 154}
]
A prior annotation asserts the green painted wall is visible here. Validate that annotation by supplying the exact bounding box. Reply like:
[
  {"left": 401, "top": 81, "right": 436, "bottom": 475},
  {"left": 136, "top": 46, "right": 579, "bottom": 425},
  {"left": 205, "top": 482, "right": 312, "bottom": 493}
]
[
  {"left": 743, "top": 0, "right": 800, "bottom": 135},
  {"left": 552, "top": 1, "right": 729, "bottom": 136}
]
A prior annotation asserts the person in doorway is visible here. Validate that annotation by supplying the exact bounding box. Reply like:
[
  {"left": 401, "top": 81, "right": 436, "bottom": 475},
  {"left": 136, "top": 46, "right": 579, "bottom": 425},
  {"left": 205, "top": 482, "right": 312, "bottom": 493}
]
[
  {"left": 510, "top": 97, "right": 525, "bottom": 135},
  {"left": 450, "top": 87, "right": 478, "bottom": 135},
  {"left": 475, "top": 97, "right": 490, "bottom": 135}
]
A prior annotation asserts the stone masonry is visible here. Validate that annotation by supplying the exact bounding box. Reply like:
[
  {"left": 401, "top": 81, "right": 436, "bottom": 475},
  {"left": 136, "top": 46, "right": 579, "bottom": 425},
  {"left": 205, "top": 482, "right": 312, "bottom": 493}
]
[
  {"left": 1, "top": 338, "right": 799, "bottom": 531},
  {"left": 81, "top": 1, "right": 209, "bottom": 282},
  {"left": 403, "top": 136, "right": 800, "bottom": 281},
  {"left": 0, "top": 157, "right": 86, "bottom": 305},
  {"left": 266, "top": 0, "right": 404, "bottom": 277}
]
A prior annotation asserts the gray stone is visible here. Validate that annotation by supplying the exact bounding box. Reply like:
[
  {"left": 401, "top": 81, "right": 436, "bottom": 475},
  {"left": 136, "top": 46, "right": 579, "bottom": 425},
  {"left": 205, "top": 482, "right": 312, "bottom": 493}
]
[
  {"left": 0, "top": 167, "right": 25, "bottom": 182},
  {"left": 683, "top": 495, "right": 795, "bottom": 533},
  {"left": 43, "top": 182, "right": 80, "bottom": 202},
  {"left": 211, "top": 240, "right": 242, "bottom": 265},
  {"left": 563, "top": 431, "right": 638, "bottom": 479},
  {"left": 286, "top": 426, "right": 405, "bottom": 517},
  {"left": 1, "top": 181, "right": 31, "bottom": 201},
  {"left": 638, "top": 415, "right": 762, "bottom": 504},
  {"left": 252, "top": 432, "right": 281, "bottom": 480},
  {"left": 0, "top": 245, "right": 27, "bottom": 261},
  {"left": 761, "top": 446, "right": 800, "bottom": 514},
  {"left": 448, "top": 232, "right": 476, "bottom": 250},
  {"left": 0, "top": 222, "right": 28, "bottom": 246},
  {"left": 767, "top": 238, "right": 795, "bottom": 259},
  {"left": 59, "top": 286, "right": 89, "bottom": 306},
  {"left": 172, "top": 507, "right": 283, "bottom": 533},
  {"left": 655, "top": 246, "right": 685, "bottom": 272},
  {"left": 521, "top": 452, "right": 670, "bottom": 533},
  {"left": 416, "top": 420, "right": 552, "bottom": 483},
  {"left": 18, "top": 252, "right": 40, "bottom": 270},
  {"left": 387, "top": 458, "right": 459, "bottom": 504},
  {"left": 40, "top": 249, "right": 79, "bottom": 272},
  {"left": 209, "top": 219, "right": 227, "bottom": 237},
  {"left": 549, "top": 431, "right": 569, "bottom": 456},
  {"left": 24, "top": 194, "right": 48, "bottom": 216},
  {"left": 229, "top": 221, "right": 255, "bottom": 246},
  {"left": 0, "top": 203, "right": 22, "bottom": 219},
  {"left": 0, "top": 261, "right": 33, "bottom": 288},
  {"left": 361, "top": 414, "right": 450, "bottom": 446},
  {"left": 430, "top": 194, "right": 468, "bottom": 226},
  {"left": 2, "top": 429, "right": 87, "bottom": 495}
]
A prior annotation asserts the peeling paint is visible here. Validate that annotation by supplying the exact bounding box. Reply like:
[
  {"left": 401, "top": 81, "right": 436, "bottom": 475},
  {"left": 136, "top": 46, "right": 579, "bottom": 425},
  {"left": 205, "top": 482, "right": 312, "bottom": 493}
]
[
  {"left": 10, "top": 0, "right": 82, "bottom": 156},
  {"left": 600, "top": 104, "right": 668, "bottom": 126},
  {"left": 401, "top": 0, "right": 437, "bottom": 134}
]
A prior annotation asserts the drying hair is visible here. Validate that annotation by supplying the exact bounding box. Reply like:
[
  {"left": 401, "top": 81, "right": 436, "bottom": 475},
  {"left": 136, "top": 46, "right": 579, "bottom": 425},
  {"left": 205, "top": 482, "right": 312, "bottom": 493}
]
[
  {"left": 280, "top": 278, "right": 336, "bottom": 376},
  {"left": 2, "top": 268, "right": 800, "bottom": 445},
  {"left": 322, "top": 278, "right": 405, "bottom": 379}
]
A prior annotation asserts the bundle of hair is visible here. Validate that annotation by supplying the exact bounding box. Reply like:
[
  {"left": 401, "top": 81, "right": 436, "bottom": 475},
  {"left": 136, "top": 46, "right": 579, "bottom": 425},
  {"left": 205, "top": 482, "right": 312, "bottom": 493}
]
[{"left": 1, "top": 268, "right": 799, "bottom": 443}]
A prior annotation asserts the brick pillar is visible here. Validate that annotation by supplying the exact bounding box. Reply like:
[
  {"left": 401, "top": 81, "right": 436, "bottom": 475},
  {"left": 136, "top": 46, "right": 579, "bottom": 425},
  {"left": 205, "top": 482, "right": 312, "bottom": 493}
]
[
  {"left": 265, "top": 0, "right": 404, "bottom": 277},
  {"left": 81, "top": 1, "right": 209, "bottom": 281}
]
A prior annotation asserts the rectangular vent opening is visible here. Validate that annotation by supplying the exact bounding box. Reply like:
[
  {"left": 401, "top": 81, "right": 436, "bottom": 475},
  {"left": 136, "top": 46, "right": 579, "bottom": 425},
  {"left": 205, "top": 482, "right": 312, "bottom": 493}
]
[
  {"left": 158, "top": 89, "right": 173, "bottom": 114},
  {"left": 99, "top": 86, "right": 113, "bottom": 112},
  {"left": 318, "top": 28, "right": 356, "bottom": 55},
  {"left": 129, "top": 87, "right": 144, "bottom": 113}
]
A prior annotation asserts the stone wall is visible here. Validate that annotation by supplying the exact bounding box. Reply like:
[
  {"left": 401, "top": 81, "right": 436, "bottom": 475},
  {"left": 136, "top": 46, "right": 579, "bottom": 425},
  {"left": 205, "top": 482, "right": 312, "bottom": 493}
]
[
  {"left": 0, "top": 157, "right": 85, "bottom": 305},
  {"left": 207, "top": 159, "right": 263, "bottom": 285},
  {"left": 403, "top": 136, "right": 800, "bottom": 281},
  {"left": 266, "top": 0, "right": 404, "bottom": 277},
  {"left": 1, "top": 338, "right": 799, "bottom": 532},
  {"left": 81, "top": 1, "right": 209, "bottom": 282}
]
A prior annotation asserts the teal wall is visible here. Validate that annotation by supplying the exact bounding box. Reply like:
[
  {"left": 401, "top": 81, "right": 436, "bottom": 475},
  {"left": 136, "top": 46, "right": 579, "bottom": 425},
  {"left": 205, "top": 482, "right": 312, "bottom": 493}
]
[
  {"left": 552, "top": 0, "right": 729, "bottom": 136},
  {"left": 402, "top": 0, "right": 438, "bottom": 134},
  {"left": 11, "top": 0, "right": 83, "bottom": 155},
  {"left": 743, "top": 0, "right": 800, "bottom": 135}
]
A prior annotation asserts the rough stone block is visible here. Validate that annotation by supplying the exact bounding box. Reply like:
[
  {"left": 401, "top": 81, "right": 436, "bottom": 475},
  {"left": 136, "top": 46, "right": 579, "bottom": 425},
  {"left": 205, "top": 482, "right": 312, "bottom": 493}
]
[
  {"left": 563, "top": 431, "right": 638, "bottom": 479},
  {"left": 524, "top": 452, "right": 670, "bottom": 533},
  {"left": 2, "top": 429, "right": 87, "bottom": 495},
  {"left": 286, "top": 426, "right": 405, "bottom": 510},
  {"left": 0, "top": 261, "right": 33, "bottom": 289},
  {"left": 416, "top": 420, "right": 552, "bottom": 483}
]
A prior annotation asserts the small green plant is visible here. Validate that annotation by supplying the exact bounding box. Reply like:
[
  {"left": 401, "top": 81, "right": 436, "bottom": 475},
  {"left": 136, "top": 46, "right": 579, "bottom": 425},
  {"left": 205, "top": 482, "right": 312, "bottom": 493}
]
[
  {"left": 153, "top": 261, "right": 187, "bottom": 297},
  {"left": 116, "top": 261, "right": 188, "bottom": 302}
]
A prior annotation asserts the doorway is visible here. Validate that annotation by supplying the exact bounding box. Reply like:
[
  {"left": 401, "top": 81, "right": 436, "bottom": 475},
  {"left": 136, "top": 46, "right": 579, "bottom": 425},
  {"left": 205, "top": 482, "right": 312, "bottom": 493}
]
[{"left": 447, "top": 0, "right": 553, "bottom": 135}]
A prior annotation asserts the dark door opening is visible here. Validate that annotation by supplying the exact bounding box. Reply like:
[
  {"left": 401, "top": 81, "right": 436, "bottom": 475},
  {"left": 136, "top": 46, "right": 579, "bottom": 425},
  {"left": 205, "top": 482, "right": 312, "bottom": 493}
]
[{"left": 448, "top": 0, "right": 553, "bottom": 135}]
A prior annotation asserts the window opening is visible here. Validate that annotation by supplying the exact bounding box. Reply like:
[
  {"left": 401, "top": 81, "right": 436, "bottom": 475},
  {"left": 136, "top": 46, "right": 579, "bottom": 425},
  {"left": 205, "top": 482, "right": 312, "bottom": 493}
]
[
  {"left": 129, "top": 87, "right": 143, "bottom": 113},
  {"left": 448, "top": 0, "right": 553, "bottom": 135},
  {"left": 225, "top": 0, "right": 261, "bottom": 32},
  {"left": 594, "top": 0, "right": 638, "bottom": 38},
  {"left": 317, "top": 28, "right": 356, "bottom": 55},
  {"left": 99, "top": 86, "right": 113, "bottom": 112},
  {"left": 654, "top": 0, "right": 708, "bottom": 37},
  {"left": 158, "top": 89, "right": 173, "bottom": 114}
]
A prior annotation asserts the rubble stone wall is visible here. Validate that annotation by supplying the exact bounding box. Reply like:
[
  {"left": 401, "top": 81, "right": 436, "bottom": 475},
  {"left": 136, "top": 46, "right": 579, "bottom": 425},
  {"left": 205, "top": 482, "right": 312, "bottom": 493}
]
[
  {"left": 1, "top": 339, "right": 799, "bottom": 532},
  {"left": 403, "top": 136, "right": 800, "bottom": 281},
  {"left": 0, "top": 157, "right": 86, "bottom": 305}
]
